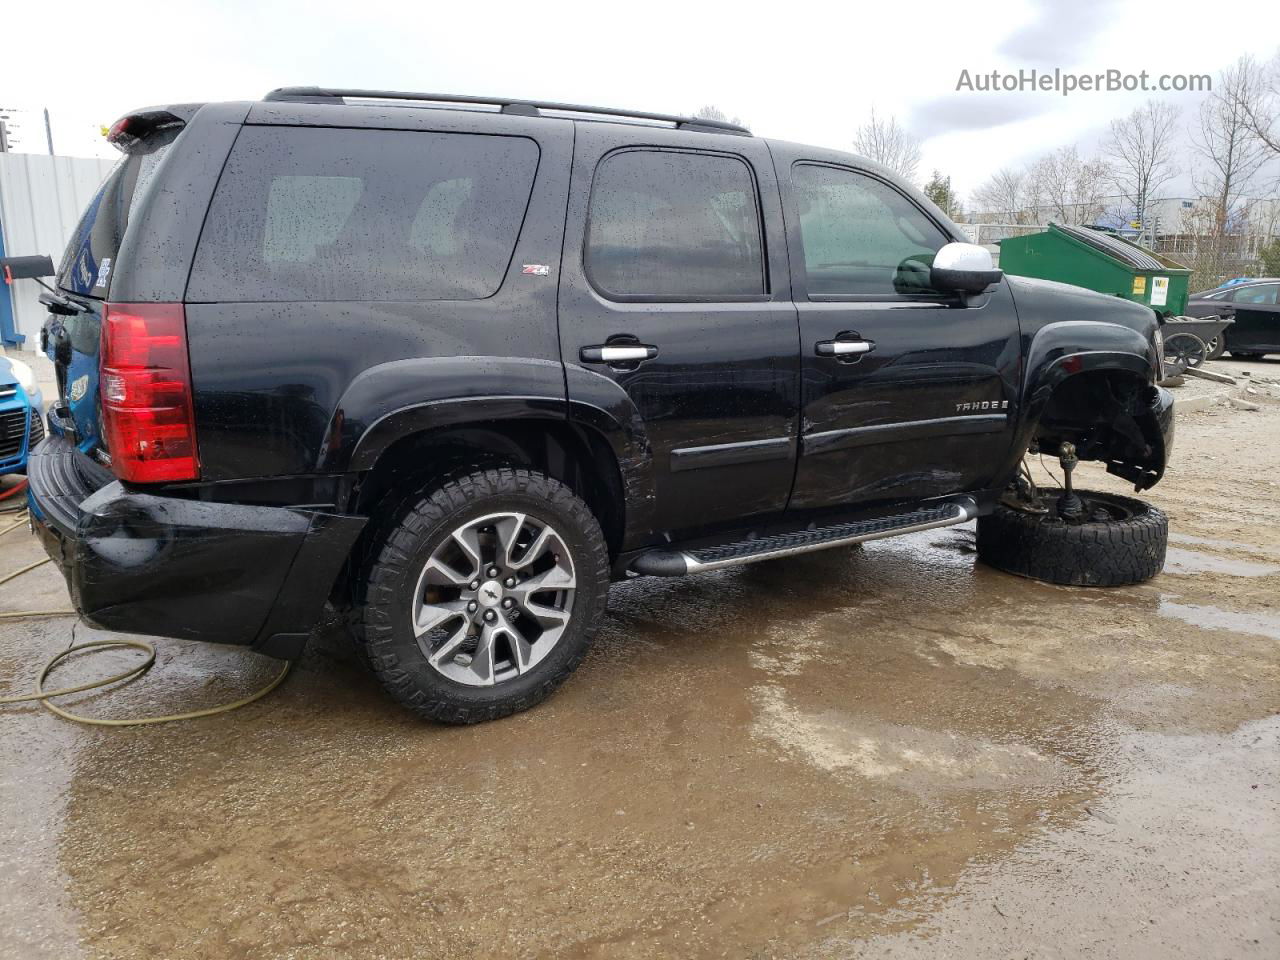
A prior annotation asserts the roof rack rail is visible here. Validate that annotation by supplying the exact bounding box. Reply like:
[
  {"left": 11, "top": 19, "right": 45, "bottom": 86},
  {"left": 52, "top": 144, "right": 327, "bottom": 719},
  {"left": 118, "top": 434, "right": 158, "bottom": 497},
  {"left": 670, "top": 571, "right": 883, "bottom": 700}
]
[{"left": 261, "top": 87, "right": 752, "bottom": 136}]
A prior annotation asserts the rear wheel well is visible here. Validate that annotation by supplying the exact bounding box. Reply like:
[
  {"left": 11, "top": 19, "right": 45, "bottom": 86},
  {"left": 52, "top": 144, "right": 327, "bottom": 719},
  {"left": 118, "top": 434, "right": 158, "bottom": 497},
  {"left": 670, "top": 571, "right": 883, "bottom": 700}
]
[{"left": 344, "top": 420, "right": 625, "bottom": 586}]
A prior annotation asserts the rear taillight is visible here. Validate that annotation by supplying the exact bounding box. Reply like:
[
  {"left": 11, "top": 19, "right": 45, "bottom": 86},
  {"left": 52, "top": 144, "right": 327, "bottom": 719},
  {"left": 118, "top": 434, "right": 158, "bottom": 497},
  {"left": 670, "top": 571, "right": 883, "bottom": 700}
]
[{"left": 100, "top": 302, "right": 200, "bottom": 483}]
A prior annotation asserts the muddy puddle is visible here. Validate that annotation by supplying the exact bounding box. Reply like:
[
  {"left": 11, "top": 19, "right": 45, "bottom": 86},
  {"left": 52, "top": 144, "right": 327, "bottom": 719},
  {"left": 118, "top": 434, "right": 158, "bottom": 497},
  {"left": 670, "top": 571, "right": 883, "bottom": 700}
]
[
  {"left": 1164, "top": 547, "right": 1280, "bottom": 578},
  {"left": 0, "top": 525, "right": 1256, "bottom": 959},
  {"left": 4, "top": 399, "right": 1279, "bottom": 958},
  {"left": 1158, "top": 598, "right": 1280, "bottom": 642}
]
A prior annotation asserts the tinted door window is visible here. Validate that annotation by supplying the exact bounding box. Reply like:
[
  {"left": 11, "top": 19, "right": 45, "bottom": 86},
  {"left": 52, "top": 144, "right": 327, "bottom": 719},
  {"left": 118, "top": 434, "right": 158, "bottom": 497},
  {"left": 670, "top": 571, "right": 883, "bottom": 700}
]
[
  {"left": 585, "top": 149, "right": 765, "bottom": 299},
  {"left": 190, "top": 127, "right": 538, "bottom": 302},
  {"left": 1230, "top": 283, "right": 1279, "bottom": 305},
  {"left": 793, "top": 164, "right": 948, "bottom": 297}
]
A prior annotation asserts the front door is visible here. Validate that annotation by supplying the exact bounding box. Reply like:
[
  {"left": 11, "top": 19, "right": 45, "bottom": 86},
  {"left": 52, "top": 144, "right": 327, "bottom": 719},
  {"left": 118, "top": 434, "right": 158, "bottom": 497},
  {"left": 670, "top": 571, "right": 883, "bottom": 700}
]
[
  {"left": 559, "top": 124, "right": 799, "bottom": 541},
  {"left": 1225, "top": 282, "right": 1280, "bottom": 353},
  {"left": 774, "top": 151, "right": 1022, "bottom": 513}
]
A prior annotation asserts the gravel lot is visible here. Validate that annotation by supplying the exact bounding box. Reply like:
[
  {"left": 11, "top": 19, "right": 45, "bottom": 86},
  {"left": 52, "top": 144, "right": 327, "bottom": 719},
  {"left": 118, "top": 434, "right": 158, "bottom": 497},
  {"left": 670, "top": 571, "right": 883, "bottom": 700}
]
[{"left": 1, "top": 358, "right": 1277, "bottom": 960}]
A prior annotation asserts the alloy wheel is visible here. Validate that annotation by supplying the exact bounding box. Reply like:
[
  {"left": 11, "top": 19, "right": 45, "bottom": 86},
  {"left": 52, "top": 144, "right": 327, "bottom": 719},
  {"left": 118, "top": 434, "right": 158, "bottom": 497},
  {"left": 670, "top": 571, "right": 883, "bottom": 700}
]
[{"left": 411, "top": 512, "right": 576, "bottom": 687}]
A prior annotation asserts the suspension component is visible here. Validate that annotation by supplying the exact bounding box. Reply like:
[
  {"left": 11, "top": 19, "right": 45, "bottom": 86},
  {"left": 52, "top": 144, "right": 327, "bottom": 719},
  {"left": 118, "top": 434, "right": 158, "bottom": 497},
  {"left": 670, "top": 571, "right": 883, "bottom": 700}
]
[{"left": 1056, "top": 442, "right": 1085, "bottom": 522}]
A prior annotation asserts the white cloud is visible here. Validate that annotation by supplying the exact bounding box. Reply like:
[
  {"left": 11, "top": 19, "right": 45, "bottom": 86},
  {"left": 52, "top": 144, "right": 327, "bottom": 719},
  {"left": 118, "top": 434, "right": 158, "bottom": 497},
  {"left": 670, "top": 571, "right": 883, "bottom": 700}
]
[{"left": 1, "top": 0, "right": 1276, "bottom": 199}]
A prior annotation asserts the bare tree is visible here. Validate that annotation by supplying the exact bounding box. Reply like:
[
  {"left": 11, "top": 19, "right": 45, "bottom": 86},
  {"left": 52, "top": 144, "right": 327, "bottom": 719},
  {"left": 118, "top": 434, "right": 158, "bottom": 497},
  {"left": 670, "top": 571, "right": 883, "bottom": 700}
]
[
  {"left": 1194, "top": 59, "right": 1270, "bottom": 230},
  {"left": 1232, "top": 52, "right": 1280, "bottom": 157},
  {"left": 1074, "top": 157, "right": 1114, "bottom": 226},
  {"left": 1103, "top": 99, "right": 1181, "bottom": 240},
  {"left": 1186, "top": 58, "right": 1273, "bottom": 287},
  {"left": 1028, "top": 146, "right": 1112, "bottom": 225},
  {"left": 852, "top": 109, "right": 921, "bottom": 183},
  {"left": 971, "top": 168, "right": 1027, "bottom": 223},
  {"left": 693, "top": 104, "right": 747, "bottom": 128}
]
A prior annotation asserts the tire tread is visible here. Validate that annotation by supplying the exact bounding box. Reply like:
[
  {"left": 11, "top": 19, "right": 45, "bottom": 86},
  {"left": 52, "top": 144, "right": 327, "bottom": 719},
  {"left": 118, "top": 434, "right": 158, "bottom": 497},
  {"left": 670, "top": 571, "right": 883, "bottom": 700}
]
[
  {"left": 976, "top": 490, "right": 1167, "bottom": 587},
  {"left": 355, "top": 467, "right": 609, "bottom": 724}
]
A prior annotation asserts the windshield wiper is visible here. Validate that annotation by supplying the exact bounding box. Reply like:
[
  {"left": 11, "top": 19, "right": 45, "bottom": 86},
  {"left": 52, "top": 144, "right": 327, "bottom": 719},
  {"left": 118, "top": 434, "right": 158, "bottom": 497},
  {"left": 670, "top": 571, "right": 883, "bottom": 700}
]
[{"left": 38, "top": 288, "right": 87, "bottom": 316}]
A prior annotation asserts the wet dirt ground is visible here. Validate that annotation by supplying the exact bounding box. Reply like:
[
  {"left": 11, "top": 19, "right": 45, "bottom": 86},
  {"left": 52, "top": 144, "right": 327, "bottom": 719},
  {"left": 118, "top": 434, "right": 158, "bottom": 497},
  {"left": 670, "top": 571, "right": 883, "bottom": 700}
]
[{"left": 1, "top": 361, "right": 1277, "bottom": 959}]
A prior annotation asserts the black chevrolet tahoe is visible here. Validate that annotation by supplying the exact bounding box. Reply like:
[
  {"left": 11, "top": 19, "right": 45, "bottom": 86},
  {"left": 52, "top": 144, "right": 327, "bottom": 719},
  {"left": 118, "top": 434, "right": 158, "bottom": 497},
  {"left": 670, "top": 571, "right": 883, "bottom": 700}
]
[{"left": 22, "top": 88, "right": 1174, "bottom": 723}]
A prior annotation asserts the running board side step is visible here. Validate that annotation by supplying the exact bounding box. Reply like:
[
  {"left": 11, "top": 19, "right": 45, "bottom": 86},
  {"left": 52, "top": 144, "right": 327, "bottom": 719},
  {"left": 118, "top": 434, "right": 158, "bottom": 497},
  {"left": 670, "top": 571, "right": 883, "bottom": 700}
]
[{"left": 630, "top": 499, "right": 977, "bottom": 576}]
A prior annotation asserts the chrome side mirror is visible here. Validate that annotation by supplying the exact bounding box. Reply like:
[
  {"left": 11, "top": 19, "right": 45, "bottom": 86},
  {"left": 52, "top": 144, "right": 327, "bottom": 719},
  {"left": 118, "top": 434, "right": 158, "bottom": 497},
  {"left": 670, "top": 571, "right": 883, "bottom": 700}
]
[{"left": 930, "top": 242, "right": 1002, "bottom": 295}]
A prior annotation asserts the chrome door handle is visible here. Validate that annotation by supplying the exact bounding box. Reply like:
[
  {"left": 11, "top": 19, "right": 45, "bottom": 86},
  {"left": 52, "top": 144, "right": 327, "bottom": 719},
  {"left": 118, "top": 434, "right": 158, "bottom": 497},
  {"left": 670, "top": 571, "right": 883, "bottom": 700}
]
[
  {"left": 580, "top": 344, "right": 659, "bottom": 364},
  {"left": 815, "top": 339, "right": 874, "bottom": 357}
]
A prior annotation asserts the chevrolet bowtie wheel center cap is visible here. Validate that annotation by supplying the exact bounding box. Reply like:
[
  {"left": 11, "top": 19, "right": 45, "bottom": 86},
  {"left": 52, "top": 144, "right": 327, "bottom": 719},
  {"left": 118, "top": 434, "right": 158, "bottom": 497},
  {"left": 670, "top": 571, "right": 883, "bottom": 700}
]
[{"left": 477, "top": 580, "right": 504, "bottom": 608}]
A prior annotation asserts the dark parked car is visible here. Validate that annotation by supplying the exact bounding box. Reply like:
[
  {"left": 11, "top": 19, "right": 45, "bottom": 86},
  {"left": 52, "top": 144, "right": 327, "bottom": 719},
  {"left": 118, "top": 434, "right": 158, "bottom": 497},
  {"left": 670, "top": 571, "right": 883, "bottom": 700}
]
[
  {"left": 25, "top": 89, "right": 1175, "bottom": 723},
  {"left": 1186, "top": 278, "right": 1280, "bottom": 359}
]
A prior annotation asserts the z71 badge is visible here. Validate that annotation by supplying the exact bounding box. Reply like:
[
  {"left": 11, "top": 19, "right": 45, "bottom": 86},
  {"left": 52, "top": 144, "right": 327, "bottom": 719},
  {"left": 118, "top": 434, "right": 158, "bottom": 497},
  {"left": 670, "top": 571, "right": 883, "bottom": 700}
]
[{"left": 955, "top": 400, "right": 1009, "bottom": 413}]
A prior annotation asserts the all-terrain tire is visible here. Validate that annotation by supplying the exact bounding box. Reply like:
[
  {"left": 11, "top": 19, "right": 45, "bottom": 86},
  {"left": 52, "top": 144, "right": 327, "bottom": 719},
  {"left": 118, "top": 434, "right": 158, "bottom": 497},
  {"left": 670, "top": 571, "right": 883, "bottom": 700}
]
[
  {"left": 976, "top": 491, "right": 1167, "bottom": 587},
  {"left": 356, "top": 467, "right": 610, "bottom": 723}
]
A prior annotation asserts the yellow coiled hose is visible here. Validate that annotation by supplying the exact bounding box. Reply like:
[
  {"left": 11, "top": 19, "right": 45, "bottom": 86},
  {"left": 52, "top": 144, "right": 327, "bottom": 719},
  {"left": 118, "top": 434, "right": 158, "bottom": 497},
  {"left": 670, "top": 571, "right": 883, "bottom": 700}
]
[{"left": 0, "top": 508, "right": 290, "bottom": 726}]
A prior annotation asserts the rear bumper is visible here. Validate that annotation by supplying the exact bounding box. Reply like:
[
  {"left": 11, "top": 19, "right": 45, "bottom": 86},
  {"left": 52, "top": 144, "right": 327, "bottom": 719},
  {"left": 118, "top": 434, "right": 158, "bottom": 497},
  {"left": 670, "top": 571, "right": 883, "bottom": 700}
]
[{"left": 27, "top": 436, "right": 365, "bottom": 655}]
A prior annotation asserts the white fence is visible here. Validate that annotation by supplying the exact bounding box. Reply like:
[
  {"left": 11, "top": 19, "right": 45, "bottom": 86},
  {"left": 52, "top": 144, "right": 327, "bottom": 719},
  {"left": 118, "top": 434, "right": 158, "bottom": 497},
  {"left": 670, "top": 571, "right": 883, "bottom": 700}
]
[{"left": 0, "top": 152, "right": 115, "bottom": 351}]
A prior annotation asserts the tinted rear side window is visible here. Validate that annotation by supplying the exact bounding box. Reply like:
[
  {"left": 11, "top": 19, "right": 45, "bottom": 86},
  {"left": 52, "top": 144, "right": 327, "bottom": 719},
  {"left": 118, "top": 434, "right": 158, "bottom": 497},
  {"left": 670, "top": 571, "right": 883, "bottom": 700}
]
[
  {"left": 189, "top": 127, "right": 539, "bottom": 302},
  {"left": 585, "top": 149, "right": 765, "bottom": 299},
  {"left": 58, "top": 125, "right": 182, "bottom": 297}
]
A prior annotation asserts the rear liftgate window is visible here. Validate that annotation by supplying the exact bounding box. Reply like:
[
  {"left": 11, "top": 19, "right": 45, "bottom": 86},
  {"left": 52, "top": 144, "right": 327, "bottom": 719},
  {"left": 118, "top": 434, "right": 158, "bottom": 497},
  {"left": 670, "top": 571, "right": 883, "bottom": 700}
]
[
  {"left": 189, "top": 127, "right": 539, "bottom": 302},
  {"left": 58, "top": 125, "right": 182, "bottom": 297}
]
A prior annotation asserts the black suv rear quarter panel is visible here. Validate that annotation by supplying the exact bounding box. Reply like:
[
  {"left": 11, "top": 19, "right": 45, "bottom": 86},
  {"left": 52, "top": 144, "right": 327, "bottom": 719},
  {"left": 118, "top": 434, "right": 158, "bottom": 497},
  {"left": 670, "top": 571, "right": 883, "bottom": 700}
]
[
  {"left": 110, "top": 102, "right": 254, "bottom": 302},
  {"left": 182, "top": 105, "right": 575, "bottom": 482}
]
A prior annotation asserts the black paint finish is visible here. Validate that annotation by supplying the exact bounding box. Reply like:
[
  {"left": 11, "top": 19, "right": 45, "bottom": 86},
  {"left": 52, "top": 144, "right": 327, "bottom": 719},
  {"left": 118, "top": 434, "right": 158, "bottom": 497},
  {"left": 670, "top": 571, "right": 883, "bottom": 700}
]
[
  {"left": 802, "top": 413, "right": 1008, "bottom": 455},
  {"left": 767, "top": 141, "right": 1023, "bottom": 512},
  {"left": 558, "top": 123, "right": 800, "bottom": 540},
  {"left": 29, "top": 435, "right": 364, "bottom": 647},
  {"left": 183, "top": 105, "right": 575, "bottom": 482},
  {"left": 27, "top": 96, "right": 1174, "bottom": 653}
]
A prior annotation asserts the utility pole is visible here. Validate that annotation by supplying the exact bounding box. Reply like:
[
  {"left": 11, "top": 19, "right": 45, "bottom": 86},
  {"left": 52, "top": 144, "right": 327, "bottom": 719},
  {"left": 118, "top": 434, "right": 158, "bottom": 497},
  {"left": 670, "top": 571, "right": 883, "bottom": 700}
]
[{"left": 43, "top": 108, "right": 54, "bottom": 155}]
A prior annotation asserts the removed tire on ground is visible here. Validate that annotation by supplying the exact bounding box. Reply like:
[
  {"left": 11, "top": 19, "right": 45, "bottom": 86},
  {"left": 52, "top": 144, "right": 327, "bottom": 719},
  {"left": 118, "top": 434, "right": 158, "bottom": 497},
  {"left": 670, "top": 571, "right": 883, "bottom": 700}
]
[{"left": 976, "top": 491, "right": 1168, "bottom": 587}]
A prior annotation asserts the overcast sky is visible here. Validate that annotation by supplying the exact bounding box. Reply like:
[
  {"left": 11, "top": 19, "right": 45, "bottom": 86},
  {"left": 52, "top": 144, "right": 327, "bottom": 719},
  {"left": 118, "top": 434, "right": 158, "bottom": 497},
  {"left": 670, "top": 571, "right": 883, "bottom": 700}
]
[{"left": 1, "top": 0, "right": 1277, "bottom": 198}]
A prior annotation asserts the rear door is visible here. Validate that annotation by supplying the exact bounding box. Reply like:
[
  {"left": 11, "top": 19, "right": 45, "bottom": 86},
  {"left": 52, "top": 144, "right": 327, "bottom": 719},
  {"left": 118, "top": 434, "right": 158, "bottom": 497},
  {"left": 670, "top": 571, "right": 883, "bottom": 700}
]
[
  {"left": 558, "top": 124, "right": 799, "bottom": 541},
  {"left": 773, "top": 146, "right": 1022, "bottom": 513}
]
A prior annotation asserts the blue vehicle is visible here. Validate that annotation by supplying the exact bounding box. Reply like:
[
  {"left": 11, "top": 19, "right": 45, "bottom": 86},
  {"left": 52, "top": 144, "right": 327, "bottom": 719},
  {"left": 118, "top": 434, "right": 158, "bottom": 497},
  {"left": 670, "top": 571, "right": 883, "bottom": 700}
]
[
  {"left": 0, "top": 355, "right": 45, "bottom": 475},
  {"left": 1216, "top": 276, "right": 1279, "bottom": 288}
]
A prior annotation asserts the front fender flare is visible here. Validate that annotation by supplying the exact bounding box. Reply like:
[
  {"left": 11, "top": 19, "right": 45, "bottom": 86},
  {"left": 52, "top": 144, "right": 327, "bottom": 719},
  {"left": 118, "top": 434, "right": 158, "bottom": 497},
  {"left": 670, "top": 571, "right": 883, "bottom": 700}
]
[{"left": 993, "top": 321, "right": 1162, "bottom": 489}]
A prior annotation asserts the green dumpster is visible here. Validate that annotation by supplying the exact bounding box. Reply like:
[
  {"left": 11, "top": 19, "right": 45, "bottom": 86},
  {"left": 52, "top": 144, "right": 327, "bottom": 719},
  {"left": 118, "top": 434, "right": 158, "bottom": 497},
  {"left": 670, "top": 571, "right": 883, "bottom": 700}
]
[{"left": 998, "top": 223, "right": 1192, "bottom": 317}]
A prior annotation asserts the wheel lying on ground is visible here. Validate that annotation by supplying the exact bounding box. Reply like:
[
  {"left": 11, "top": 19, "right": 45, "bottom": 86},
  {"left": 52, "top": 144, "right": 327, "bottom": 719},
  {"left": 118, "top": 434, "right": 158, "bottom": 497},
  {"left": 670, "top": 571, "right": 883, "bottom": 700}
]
[
  {"left": 976, "top": 490, "right": 1168, "bottom": 587},
  {"left": 1163, "top": 331, "right": 1207, "bottom": 368},
  {"left": 356, "top": 467, "right": 610, "bottom": 723}
]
